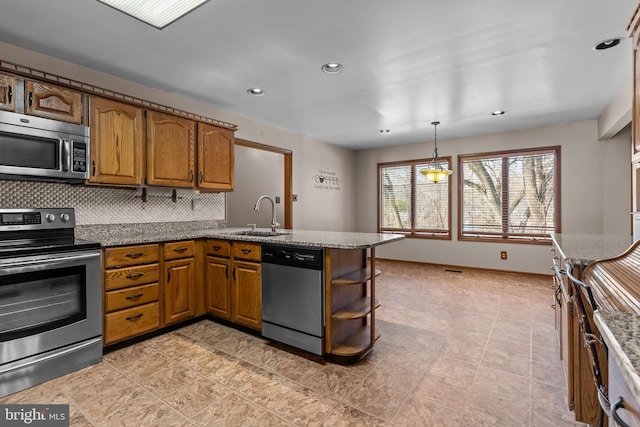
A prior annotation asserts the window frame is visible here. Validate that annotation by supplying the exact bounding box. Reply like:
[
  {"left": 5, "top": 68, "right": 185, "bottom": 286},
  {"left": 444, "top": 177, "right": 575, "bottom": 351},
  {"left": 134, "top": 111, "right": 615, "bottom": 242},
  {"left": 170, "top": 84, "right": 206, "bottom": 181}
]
[
  {"left": 457, "top": 146, "right": 561, "bottom": 244},
  {"left": 377, "top": 156, "right": 452, "bottom": 239}
]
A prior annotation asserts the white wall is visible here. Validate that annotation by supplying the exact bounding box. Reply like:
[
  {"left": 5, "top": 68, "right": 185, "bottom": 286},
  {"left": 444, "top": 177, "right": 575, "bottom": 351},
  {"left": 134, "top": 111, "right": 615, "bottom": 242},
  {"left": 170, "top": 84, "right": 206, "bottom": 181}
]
[
  {"left": 0, "top": 41, "right": 356, "bottom": 231},
  {"left": 355, "top": 121, "right": 632, "bottom": 274}
]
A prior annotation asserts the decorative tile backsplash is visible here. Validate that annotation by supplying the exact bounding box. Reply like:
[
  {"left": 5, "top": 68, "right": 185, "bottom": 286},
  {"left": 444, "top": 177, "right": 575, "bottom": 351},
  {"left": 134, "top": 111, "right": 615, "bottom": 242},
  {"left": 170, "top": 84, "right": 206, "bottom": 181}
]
[{"left": 0, "top": 180, "right": 226, "bottom": 225}]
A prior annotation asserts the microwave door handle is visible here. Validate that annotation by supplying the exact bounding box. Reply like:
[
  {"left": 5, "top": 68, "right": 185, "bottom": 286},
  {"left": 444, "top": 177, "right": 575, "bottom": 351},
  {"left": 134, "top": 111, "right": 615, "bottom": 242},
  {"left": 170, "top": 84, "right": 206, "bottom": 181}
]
[{"left": 61, "top": 139, "right": 70, "bottom": 171}]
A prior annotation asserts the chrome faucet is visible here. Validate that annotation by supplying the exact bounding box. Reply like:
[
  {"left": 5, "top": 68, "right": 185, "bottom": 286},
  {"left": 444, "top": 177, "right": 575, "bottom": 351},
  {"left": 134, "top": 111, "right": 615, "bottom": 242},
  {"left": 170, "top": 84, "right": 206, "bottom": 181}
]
[{"left": 253, "top": 195, "right": 280, "bottom": 232}]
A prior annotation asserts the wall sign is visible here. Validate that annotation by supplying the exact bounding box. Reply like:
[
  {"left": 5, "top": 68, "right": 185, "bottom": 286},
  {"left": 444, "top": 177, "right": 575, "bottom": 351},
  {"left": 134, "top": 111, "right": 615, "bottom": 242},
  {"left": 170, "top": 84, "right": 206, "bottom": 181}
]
[{"left": 313, "top": 168, "right": 342, "bottom": 191}]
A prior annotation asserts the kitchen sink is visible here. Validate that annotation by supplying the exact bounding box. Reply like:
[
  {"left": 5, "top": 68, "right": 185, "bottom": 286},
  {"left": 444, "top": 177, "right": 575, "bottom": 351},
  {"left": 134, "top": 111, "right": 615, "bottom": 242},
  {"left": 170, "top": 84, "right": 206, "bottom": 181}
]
[{"left": 230, "top": 230, "right": 289, "bottom": 237}]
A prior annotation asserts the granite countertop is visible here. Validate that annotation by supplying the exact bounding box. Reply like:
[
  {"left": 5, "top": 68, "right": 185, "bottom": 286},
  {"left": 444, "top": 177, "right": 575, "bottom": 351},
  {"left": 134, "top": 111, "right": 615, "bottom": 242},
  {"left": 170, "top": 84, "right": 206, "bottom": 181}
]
[
  {"left": 76, "top": 222, "right": 405, "bottom": 249},
  {"left": 551, "top": 233, "right": 633, "bottom": 265},
  {"left": 594, "top": 310, "right": 640, "bottom": 405}
]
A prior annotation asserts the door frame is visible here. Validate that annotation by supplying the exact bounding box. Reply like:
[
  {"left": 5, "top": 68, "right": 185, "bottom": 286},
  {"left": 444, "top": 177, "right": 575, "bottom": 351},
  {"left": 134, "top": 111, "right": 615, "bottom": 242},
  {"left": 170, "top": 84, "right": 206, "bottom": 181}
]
[{"left": 235, "top": 138, "right": 293, "bottom": 229}]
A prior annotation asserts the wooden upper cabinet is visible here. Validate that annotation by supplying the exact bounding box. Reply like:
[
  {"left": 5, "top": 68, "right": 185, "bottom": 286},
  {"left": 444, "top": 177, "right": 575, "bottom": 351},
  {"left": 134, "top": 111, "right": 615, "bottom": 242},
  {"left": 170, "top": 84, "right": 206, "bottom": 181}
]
[
  {"left": 0, "top": 72, "right": 16, "bottom": 112},
  {"left": 146, "top": 110, "right": 196, "bottom": 187},
  {"left": 89, "top": 96, "right": 143, "bottom": 186},
  {"left": 197, "top": 123, "right": 235, "bottom": 191},
  {"left": 25, "top": 80, "right": 83, "bottom": 124}
]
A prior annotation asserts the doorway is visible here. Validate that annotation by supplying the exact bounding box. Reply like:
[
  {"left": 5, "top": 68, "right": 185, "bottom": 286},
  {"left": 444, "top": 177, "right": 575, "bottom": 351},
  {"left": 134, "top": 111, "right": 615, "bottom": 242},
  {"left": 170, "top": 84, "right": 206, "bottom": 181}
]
[{"left": 227, "top": 139, "right": 292, "bottom": 229}]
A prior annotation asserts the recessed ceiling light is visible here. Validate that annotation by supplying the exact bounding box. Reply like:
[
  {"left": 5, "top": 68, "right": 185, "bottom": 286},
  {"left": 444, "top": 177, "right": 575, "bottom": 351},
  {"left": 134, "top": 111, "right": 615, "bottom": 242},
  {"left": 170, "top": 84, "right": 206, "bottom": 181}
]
[
  {"left": 97, "top": 0, "right": 210, "bottom": 29},
  {"left": 491, "top": 110, "right": 505, "bottom": 116},
  {"left": 322, "top": 63, "right": 343, "bottom": 74},
  {"left": 246, "top": 88, "right": 265, "bottom": 96},
  {"left": 379, "top": 129, "right": 390, "bottom": 133},
  {"left": 593, "top": 38, "right": 623, "bottom": 50}
]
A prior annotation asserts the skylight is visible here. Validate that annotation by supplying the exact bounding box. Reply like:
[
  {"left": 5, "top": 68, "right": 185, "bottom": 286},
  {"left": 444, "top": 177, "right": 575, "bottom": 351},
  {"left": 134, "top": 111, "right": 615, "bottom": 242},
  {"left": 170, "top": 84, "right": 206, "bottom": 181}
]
[{"left": 97, "top": 0, "right": 210, "bottom": 29}]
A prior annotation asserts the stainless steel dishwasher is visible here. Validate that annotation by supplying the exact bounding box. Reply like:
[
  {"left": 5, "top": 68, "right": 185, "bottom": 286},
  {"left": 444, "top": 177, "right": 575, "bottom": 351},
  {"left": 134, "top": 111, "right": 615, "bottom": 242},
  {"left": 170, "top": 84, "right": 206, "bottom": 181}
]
[{"left": 261, "top": 244, "right": 324, "bottom": 355}]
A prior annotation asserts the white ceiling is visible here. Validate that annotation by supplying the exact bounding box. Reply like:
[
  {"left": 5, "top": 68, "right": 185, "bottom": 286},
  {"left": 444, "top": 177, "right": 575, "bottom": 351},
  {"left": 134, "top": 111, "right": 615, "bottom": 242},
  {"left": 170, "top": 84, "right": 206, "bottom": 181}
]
[{"left": 0, "top": 0, "right": 636, "bottom": 150}]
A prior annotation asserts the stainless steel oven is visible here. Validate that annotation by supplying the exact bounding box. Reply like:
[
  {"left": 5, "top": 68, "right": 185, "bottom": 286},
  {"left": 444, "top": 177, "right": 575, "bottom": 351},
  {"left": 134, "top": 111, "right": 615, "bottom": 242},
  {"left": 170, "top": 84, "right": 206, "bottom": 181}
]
[{"left": 0, "top": 208, "right": 102, "bottom": 397}]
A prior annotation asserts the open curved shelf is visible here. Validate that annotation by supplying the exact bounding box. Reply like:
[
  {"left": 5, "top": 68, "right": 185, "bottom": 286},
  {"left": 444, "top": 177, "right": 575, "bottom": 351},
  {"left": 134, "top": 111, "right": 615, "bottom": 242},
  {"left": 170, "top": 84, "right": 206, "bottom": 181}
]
[
  {"left": 332, "top": 297, "right": 381, "bottom": 320},
  {"left": 331, "top": 268, "right": 381, "bottom": 285},
  {"left": 331, "top": 326, "right": 380, "bottom": 357}
]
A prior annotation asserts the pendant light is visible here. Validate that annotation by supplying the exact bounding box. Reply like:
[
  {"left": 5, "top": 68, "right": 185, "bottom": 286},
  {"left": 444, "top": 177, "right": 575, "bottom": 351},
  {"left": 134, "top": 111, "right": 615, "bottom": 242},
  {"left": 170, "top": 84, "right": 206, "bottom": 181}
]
[{"left": 420, "top": 121, "right": 452, "bottom": 183}]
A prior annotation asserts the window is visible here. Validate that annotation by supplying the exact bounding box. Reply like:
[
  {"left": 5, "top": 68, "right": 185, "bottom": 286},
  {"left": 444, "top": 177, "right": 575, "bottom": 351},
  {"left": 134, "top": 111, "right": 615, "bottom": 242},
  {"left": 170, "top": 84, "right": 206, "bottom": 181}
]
[
  {"left": 459, "top": 146, "right": 560, "bottom": 243},
  {"left": 378, "top": 157, "right": 451, "bottom": 238}
]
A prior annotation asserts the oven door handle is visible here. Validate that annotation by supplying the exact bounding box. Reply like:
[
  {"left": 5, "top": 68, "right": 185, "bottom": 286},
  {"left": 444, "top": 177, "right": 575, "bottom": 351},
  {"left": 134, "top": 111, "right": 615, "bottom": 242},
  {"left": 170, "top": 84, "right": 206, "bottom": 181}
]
[{"left": 0, "top": 252, "right": 101, "bottom": 275}]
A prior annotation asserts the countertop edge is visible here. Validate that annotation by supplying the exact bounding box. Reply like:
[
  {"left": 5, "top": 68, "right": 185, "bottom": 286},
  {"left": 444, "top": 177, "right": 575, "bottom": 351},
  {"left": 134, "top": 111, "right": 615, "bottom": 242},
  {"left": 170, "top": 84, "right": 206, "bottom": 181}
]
[
  {"left": 77, "top": 226, "right": 405, "bottom": 249},
  {"left": 594, "top": 310, "right": 640, "bottom": 405}
]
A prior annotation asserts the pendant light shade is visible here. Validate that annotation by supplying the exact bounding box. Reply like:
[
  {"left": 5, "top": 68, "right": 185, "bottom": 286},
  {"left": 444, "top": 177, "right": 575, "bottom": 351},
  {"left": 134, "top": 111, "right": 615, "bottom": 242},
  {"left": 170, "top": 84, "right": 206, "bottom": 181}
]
[{"left": 420, "top": 121, "right": 452, "bottom": 183}]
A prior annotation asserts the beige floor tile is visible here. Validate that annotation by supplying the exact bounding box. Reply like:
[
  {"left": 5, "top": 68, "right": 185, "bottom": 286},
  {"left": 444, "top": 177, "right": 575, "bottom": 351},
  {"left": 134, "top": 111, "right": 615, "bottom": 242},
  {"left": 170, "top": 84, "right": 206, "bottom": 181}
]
[
  {"left": 320, "top": 404, "right": 386, "bottom": 426},
  {"left": 163, "top": 378, "right": 230, "bottom": 418},
  {"left": 247, "top": 411, "right": 295, "bottom": 426},
  {"left": 393, "top": 397, "right": 463, "bottom": 427},
  {"left": 136, "top": 363, "right": 201, "bottom": 398},
  {"left": 470, "top": 365, "right": 531, "bottom": 402},
  {"left": 412, "top": 373, "right": 469, "bottom": 409},
  {"left": 428, "top": 355, "right": 479, "bottom": 388},
  {"left": 235, "top": 370, "right": 299, "bottom": 409},
  {"left": 190, "top": 392, "right": 266, "bottom": 427},
  {"left": 464, "top": 392, "right": 530, "bottom": 427},
  {"left": 480, "top": 347, "right": 531, "bottom": 378},
  {"left": 272, "top": 386, "right": 337, "bottom": 426}
]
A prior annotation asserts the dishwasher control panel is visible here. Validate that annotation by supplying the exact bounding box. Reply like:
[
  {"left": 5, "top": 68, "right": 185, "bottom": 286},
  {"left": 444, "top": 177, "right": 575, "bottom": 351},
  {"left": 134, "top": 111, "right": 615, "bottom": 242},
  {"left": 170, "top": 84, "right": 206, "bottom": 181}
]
[{"left": 262, "top": 244, "right": 324, "bottom": 270}]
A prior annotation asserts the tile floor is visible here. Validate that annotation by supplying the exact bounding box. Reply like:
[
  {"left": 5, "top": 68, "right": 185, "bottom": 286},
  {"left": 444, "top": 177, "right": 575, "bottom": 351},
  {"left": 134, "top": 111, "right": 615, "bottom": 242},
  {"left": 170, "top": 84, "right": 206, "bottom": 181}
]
[{"left": 0, "top": 260, "right": 583, "bottom": 426}]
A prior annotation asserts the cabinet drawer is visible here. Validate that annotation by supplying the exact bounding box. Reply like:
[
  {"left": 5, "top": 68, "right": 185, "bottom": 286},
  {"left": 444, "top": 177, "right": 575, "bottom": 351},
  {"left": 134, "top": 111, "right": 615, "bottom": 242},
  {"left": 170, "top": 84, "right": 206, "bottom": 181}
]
[
  {"left": 206, "top": 239, "right": 231, "bottom": 257},
  {"left": 233, "top": 242, "right": 261, "bottom": 261},
  {"left": 164, "top": 240, "right": 195, "bottom": 260},
  {"left": 104, "top": 263, "right": 159, "bottom": 291},
  {"left": 105, "top": 283, "right": 159, "bottom": 313},
  {"left": 105, "top": 302, "right": 160, "bottom": 345},
  {"left": 105, "top": 244, "right": 160, "bottom": 268}
]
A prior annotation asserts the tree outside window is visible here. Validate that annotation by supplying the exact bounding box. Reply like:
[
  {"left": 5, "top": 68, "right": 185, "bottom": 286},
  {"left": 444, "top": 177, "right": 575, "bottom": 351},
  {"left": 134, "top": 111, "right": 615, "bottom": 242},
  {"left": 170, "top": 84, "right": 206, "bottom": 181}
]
[
  {"left": 378, "top": 158, "right": 451, "bottom": 239},
  {"left": 459, "top": 146, "right": 560, "bottom": 243}
]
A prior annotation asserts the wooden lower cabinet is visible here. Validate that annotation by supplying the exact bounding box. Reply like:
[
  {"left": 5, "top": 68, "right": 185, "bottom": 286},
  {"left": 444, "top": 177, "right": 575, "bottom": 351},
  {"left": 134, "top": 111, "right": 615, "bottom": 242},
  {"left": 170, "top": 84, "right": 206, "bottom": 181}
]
[
  {"left": 105, "top": 302, "right": 160, "bottom": 344},
  {"left": 205, "top": 239, "right": 261, "bottom": 330},
  {"left": 231, "top": 260, "right": 262, "bottom": 330},
  {"left": 206, "top": 255, "right": 231, "bottom": 320},
  {"left": 103, "top": 243, "right": 161, "bottom": 345},
  {"left": 164, "top": 257, "right": 196, "bottom": 325}
]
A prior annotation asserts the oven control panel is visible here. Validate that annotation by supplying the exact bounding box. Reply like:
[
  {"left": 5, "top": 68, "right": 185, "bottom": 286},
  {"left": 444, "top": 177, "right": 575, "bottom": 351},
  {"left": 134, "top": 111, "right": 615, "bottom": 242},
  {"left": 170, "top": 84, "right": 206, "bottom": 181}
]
[{"left": 0, "top": 208, "right": 75, "bottom": 230}]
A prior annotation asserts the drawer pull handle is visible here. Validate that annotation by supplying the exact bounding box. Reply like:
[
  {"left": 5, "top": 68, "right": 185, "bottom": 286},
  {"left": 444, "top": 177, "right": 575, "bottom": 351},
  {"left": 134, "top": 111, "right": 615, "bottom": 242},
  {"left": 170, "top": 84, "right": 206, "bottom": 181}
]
[
  {"left": 126, "top": 313, "right": 143, "bottom": 321},
  {"left": 550, "top": 304, "right": 555, "bottom": 310},
  {"left": 8, "top": 84, "right": 12, "bottom": 103},
  {"left": 125, "top": 252, "right": 144, "bottom": 259},
  {"left": 241, "top": 249, "right": 252, "bottom": 254},
  {"left": 611, "top": 397, "right": 631, "bottom": 427},
  {"left": 225, "top": 265, "right": 229, "bottom": 279},
  {"left": 125, "top": 293, "right": 144, "bottom": 300},
  {"left": 28, "top": 91, "right": 33, "bottom": 108},
  {"left": 167, "top": 268, "right": 171, "bottom": 282},
  {"left": 212, "top": 246, "right": 222, "bottom": 251},
  {"left": 173, "top": 247, "right": 188, "bottom": 253},
  {"left": 126, "top": 273, "right": 143, "bottom": 280}
]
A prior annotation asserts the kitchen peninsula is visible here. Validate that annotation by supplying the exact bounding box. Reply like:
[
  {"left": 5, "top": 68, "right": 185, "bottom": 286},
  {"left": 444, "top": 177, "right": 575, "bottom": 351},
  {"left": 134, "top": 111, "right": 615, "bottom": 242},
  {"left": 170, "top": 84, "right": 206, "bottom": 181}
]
[{"left": 78, "top": 222, "right": 404, "bottom": 364}]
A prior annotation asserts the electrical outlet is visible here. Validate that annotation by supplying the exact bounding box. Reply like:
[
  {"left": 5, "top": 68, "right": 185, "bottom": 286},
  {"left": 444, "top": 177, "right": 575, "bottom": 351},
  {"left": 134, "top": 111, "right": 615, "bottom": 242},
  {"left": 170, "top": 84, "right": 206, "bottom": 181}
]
[
  {"left": 192, "top": 199, "right": 202, "bottom": 211},
  {"left": 500, "top": 251, "right": 507, "bottom": 260},
  {"left": 292, "top": 194, "right": 298, "bottom": 202}
]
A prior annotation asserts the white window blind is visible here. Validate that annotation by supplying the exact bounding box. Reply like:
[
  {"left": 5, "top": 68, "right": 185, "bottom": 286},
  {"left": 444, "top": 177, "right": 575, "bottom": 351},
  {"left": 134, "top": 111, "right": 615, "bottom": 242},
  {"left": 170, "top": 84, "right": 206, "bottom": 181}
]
[
  {"left": 379, "top": 159, "right": 451, "bottom": 238},
  {"left": 460, "top": 147, "right": 559, "bottom": 242}
]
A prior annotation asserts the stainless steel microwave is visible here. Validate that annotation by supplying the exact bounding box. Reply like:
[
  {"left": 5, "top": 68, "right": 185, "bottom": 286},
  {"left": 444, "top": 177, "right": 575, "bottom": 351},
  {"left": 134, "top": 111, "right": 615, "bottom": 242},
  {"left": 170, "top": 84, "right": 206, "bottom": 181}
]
[{"left": 0, "top": 111, "right": 89, "bottom": 183}]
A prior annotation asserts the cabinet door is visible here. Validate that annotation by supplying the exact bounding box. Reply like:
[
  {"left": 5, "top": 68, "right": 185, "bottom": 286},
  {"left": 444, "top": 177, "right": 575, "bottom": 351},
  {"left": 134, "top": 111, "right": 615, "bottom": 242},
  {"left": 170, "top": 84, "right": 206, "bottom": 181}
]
[
  {"left": 164, "top": 257, "right": 196, "bottom": 325},
  {"left": 89, "top": 96, "right": 143, "bottom": 185},
  {"left": 0, "top": 72, "right": 16, "bottom": 112},
  {"left": 206, "top": 256, "right": 231, "bottom": 320},
  {"left": 197, "top": 123, "right": 234, "bottom": 191},
  {"left": 146, "top": 110, "right": 195, "bottom": 187},
  {"left": 231, "top": 260, "right": 262, "bottom": 330},
  {"left": 25, "top": 80, "right": 83, "bottom": 124}
]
